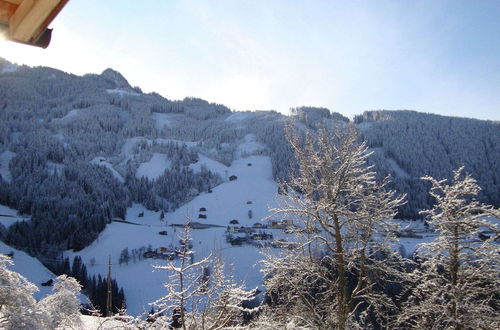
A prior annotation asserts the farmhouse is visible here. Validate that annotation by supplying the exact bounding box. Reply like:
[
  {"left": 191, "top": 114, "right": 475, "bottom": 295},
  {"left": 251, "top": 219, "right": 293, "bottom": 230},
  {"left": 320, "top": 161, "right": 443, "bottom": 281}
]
[
  {"left": 268, "top": 219, "right": 293, "bottom": 229},
  {"left": 156, "top": 247, "right": 168, "bottom": 254},
  {"left": 251, "top": 232, "right": 273, "bottom": 240},
  {"left": 143, "top": 251, "right": 156, "bottom": 258},
  {"left": 229, "top": 237, "right": 246, "bottom": 246}
]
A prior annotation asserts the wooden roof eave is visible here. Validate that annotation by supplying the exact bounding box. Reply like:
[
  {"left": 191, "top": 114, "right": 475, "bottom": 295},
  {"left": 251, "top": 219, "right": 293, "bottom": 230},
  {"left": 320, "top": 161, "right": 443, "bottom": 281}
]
[{"left": 0, "top": 0, "right": 68, "bottom": 48}]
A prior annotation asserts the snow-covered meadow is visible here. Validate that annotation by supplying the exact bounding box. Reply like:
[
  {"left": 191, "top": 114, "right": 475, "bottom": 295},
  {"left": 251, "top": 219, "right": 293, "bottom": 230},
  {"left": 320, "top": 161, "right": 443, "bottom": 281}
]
[{"left": 65, "top": 154, "right": 284, "bottom": 315}]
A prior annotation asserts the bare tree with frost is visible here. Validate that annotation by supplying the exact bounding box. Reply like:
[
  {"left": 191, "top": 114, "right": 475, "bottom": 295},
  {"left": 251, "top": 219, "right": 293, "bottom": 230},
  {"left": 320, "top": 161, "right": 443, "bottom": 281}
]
[
  {"left": 263, "top": 123, "right": 406, "bottom": 329},
  {"left": 191, "top": 255, "right": 258, "bottom": 330},
  {"left": 0, "top": 254, "right": 41, "bottom": 329},
  {"left": 37, "top": 275, "right": 82, "bottom": 329},
  {"left": 0, "top": 256, "right": 83, "bottom": 330},
  {"left": 397, "top": 167, "right": 500, "bottom": 329},
  {"left": 151, "top": 224, "right": 256, "bottom": 329}
]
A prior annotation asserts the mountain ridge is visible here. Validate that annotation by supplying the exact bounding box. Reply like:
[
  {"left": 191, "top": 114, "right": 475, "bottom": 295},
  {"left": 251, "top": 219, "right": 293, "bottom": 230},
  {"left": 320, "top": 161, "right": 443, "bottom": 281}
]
[{"left": 0, "top": 58, "right": 498, "bottom": 254}]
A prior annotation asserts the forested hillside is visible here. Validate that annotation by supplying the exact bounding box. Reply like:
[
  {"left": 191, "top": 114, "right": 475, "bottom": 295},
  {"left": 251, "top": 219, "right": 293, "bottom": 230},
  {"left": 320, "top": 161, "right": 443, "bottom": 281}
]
[
  {"left": 1, "top": 58, "right": 498, "bottom": 256},
  {"left": 356, "top": 110, "right": 500, "bottom": 218}
]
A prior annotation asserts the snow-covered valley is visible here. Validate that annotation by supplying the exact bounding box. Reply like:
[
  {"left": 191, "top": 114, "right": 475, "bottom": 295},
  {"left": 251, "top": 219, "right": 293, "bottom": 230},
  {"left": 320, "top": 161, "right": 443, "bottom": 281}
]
[{"left": 1, "top": 150, "right": 440, "bottom": 316}]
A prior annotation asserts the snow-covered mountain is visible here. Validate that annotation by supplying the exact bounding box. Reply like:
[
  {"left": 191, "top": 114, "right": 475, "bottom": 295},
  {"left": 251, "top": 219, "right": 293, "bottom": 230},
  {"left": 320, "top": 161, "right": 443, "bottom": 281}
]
[{"left": 1, "top": 58, "right": 499, "bottom": 314}]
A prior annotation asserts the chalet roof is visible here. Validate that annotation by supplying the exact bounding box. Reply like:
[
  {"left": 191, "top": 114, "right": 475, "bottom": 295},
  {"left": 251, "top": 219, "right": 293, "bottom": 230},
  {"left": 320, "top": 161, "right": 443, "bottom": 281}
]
[{"left": 0, "top": 0, "right": 68, "bottom": 48}]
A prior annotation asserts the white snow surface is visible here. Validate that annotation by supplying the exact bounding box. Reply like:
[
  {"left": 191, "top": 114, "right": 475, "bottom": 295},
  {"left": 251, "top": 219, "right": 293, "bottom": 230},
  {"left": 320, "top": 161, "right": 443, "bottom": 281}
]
[
  {"left": 135, "top": 153, "right": 171, "bottom": 180},
  {"left": 0, "top": 240, "right": 57, "bottom": 300},
  {"left": 156, "top": 138, "right": 199, "bottom": 148},
  {"left": 189, "top": 154, "right": 228, "bottom": 178},
  {"left": 0, "top": 150, "right": 15, "bottom": 183},
  {"left": 0, "top": 240, "right": 90, "bottom": 306},
  {"left": 173, "top": 156, "right": 277, "bottom": 227},
  {"left": 151, "top": 112, "right": 176, "bottom": 132},
  {"left": 57, "top": 109, "right": 80, "bottom": 121},
  {"left": 235, "top": 134, "right": 267, "bottom": 158},
  {"left": 47, "top": 161, "right": 64, "bottom": 177},
  {"left": 80, "top": 315, "right": 134, "bottom": 329},
  {"left": 0, "top": 204, "right": 29, "bottom": 228},
  {"left": 225, "top": 112, "right": 254, "bottom": 122},
  {"left": 91, "top": 157, "right": 125, "bottom": 183},
  {"left": 371, "top": 148, "right": 410, "bottom": 179},
  {"left": 106, "top": 89, "right": 140, "bottom": 97},
  {"left": 386, "top": 158, "right": 410, "bottom": 179},
  {"left": 54, "top": 133, "right": 65, "bottom": 142},
  {"left": 122, "top": 137, "right": 151, "bottom": 156},
  {"left": 0, "top": 63, "right": 19, "bottom": 74}
]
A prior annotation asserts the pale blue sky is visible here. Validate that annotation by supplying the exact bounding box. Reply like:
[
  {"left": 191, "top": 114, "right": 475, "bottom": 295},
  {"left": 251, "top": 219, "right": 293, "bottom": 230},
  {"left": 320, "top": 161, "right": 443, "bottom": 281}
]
[{"left": 1, "top": 0, "right": 499, "bottom": 120}]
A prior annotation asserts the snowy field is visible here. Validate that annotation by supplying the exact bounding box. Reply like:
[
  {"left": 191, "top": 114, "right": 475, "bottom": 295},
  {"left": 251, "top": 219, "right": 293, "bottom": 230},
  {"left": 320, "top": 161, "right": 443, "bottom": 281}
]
[
  {"left": 122, "top": 137, "right": 151, "bottom": 161},
  {"left": 106, "top": 88, "right": 140, "bottom": 97},
  {"left": 151, "top": 112, "right": 176, "bottom": 133},
  {"left": 156, "top": 138, "right": 199, "bottom": 148},
  {"left": 224, "top": 112, "right": 254, "bottom": 122},
  {"left": 135, "top": 153, "right": 172, "bottom": 180},
  {"left": 0, "top": 204, "right": 29, "bottom": 228},
  {"left": 189, "top": 154, "right": 228, "bottom": 178},
  {"left": 0, "top": 240, "right": 58, "bottom": 301},
  {"left": 235, "top": 134, "right": 267, "bottom": 158}
]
